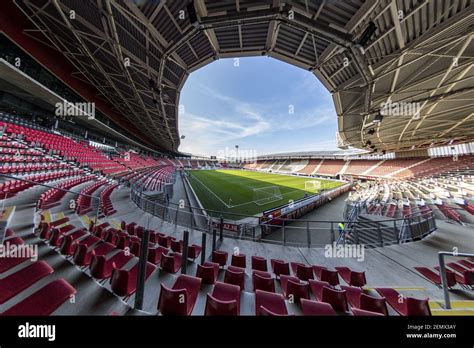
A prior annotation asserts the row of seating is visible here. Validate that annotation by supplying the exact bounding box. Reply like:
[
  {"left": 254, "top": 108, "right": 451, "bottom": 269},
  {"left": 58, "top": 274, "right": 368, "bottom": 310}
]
[
  {"left": 37, "top": 175, "right": 94, "bottom": 209},
  {"left": 100, "top": 184, "right": 118, "bottom": 216}
]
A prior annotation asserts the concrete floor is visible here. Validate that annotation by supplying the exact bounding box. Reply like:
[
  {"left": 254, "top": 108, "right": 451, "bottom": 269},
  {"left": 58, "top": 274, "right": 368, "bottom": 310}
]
[{"left": 1, "top": 179, "right": 473, "bottom": 316}]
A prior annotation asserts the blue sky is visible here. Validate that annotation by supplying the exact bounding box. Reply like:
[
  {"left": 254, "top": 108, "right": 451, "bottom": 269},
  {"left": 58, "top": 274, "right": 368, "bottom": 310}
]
[{"left": 178, "top": 56, "right": 339, "bottom": 158}]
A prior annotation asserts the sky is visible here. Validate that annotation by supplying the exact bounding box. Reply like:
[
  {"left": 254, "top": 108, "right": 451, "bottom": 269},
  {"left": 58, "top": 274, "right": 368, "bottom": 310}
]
[{"left": 178, "top": 56, "right": 339, "bottom": 158}]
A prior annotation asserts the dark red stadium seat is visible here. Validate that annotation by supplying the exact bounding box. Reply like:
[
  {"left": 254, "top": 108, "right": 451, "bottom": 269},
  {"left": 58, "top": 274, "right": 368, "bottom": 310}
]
[
  {"left": 359, "top": 293, "right": 388, "bottom": 316},
  {"left": 196, "top": 262, "right": 219, "bottom": 285},
  {"left": 160, "top": 253, "right": 182, "bottom": 273},
  {"left": 253, "top": 270, "right": 275, "bottom": 293},
  {"left": 340, "top": 285, "right": 362, "bottom": 308},
  {"left": 300, "top": 298, "right": 337, "bottom": 316},
  {"left": 187, "top": 244, "right": 202, "bottom": 260},
  {"left": 321, "top": 286, "right": 349, "bottom": 312},
  {"left": 290, "top": 262, "right": 314, "bottom": 281},
  {"left": 158, "top": 275, "right": 202, "bottom": 316},
  {"left": 205, "top": 282, "right": 241, "bottom": 316},
  {"left": 352, "top": 308, "right": 384, "bottom": 316},
  {"left": 319, "top": 268, "right": 340, "bottom": 286},
  {"left": 231, "top": 253, "right": 246, "bottom": 268},
  {"left": 0, "top": 257, "right": 29, "bottom": 273},
  {"left": 90, "top": 251, "right": 133, "bottom": 279},
  {"left": 0, "top": 261, "right": 54, "bottom": 304},
  {"left": 171, "top": 240, "right": 183, "bottom": 253},
  {"left": 1, "top": 279, "right": 76, "bottom": 316},
  {"left": 280, "top": 275, "right": 309, "bottom": 303},
  {"left": 312, "top": 265, "right": 327, "bottom": 279},
  {"left": 414, "top": 266, "right": 457, "bottom": 288},
  {"left": 148, "top": 246, "right": 169, "bottom": 265},
  {"left": 375, "top": 288, "right": 431, "bottom": 316},
  {"left": 158, "top": 235, "right": 171, "bottom": 248},
  {"left": 255, "top": 289, "right": 288, "bottom": 316},
  {"left": 335, "top": 266, "right": 367, "bottom": 287},
  {"left": 110, "top": 262, "right": 156, "bottom": 297},
  {"left": 212, "top": 250, "right": 228, "bottom": 268},
  {"left": 251, "top": 256, "right": 268, "bottom": 271},
  {"left": 224, "top": 266, "right": 245, "bottom": 290},
  {"left": 270, "top": 259, "right": 290, "bottom": 278},
  {"left": 309, "top": 279, "right": 331, "bottom": 301}
]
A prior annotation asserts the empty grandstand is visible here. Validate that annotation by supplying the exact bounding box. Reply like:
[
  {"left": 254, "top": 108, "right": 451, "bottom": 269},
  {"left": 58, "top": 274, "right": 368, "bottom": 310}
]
[{"left": 0, "top": 2, "right": 473, "bottom": 346}]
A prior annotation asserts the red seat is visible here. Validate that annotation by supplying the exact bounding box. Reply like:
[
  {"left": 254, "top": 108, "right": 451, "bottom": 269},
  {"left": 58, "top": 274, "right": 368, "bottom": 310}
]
[
  {"left": 73, "top": 244, "right": 93, "bottom": 267},
  {"left": 130, "top": 241, "right": 141, "bottom": 256},
  {"left": 0, "top": 261, "right": 54, "bottom": 304},
  {"left": 224, "top": 266, "right": 245, "bottom": 290},
  {"left": 335, "top": 266, "right": 367, "bottom": 287},
  {"left": 375, "top": 288, "right": 431, "bottom": 316},
  {"left": 340, "top": 285, "right": 362, "bottom": 308},
  {"left": 90, "top": 251, "right": 132, "bottom": 279},
  {"left": 290, "top": 262, "right": 314, "bottom": 281},
  {"left": 270, "top": 259, "right": 290, "bottom": 278},
  {"left": 1, "top": 279, "right": 76, "bottom": 316},
  {"left": 158, "top": 275, "right": 202, "bottom": 316},
  {"left": 352, "top": 308, "right": 384, "bottom": 316},
  {"left": 251, "top": 256, "right": 268, "bottom": 271},
  {"left": 280, "top": 275, "right": 309, "bottom": 303},
  {"left": 319, "top": 268, "right": 340, "bottom": 286},
  {"left": 160, "top": 253, "right": 182, "bottom": 273},
  {"left": 195, "top": 262, "right": 219, "bottom": 284},
  {"left": 0, "top": 256, "right": 29, "bottom": 273},
  {"left": 187, "top": 244, "right": 202, "bottom": 260},
  {"left": 110, "top": 262, "right": 156, "bottom": 297},
  {"left": 171, "top": 240, "right": 183, "bottom": 253},
  {"left": 300, "top": 298, "right": 337, "bottom": 316},
  {"left": 253, "top": 270, "right": 275, "bottom": 293},
  {"left": 205, "top": 282, "right": 241, "bottom": 316},
  {"left": 212, "top": 250, "right": 228, "bottom": 267},
  {"left": 309, "top": 279, "right": 331, "bottom": 301},
  {"left": 414, "top": 267, "right": 457, "bottom": 288},
  {"left": 321, "top": 286, "right": 348, "bottom": 312},
  {"left": 255, "top": 289, "right": 288, "bottom": 316},
  {"left": 158, "top": 235, "right": 171, "bottom": 248},
  {"left": 148, "top": 246, "right": 169, "bottom": 265},
  {"left": 231, "top": 253, "right": 246, "bottom": 268},
  {"left": 312, "top": 265, "right": 327, "bottom": 279},
  {"left": 359, "top": 293, "right": 388, "bottom": 316}
]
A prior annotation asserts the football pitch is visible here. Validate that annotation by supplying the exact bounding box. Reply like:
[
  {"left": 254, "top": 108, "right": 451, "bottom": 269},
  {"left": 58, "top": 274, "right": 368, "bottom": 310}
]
[{"left": 186, "top": 169, "right": 343, "bottom": 218}]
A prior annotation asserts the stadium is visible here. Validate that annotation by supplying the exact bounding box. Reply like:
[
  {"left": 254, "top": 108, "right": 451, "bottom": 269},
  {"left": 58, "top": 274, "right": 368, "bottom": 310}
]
[{"left": 0, "top": 0, "right": 473, "bottom": 338}]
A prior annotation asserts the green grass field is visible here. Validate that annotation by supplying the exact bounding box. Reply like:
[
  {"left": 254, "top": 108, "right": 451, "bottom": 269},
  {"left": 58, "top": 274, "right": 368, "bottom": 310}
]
[{"left": 186, "top": 169, "right": 342, "bottom": 219}]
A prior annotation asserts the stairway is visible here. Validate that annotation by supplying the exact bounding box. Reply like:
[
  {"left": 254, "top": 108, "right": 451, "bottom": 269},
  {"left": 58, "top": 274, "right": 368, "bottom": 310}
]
[{"left": 347, "top": 215, "right": 399, "bottom": 247}]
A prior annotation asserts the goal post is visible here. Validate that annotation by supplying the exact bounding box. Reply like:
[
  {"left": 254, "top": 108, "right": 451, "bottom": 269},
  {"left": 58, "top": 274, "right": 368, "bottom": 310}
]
[{"left": 252, "top": 186, "right": 283, "bottom": 206}]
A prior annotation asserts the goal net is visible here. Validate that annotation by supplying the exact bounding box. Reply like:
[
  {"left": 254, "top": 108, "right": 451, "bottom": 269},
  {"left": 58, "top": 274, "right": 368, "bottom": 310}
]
[
  {"left": 252, "top": 186, "right": 283, "bottom": 206},
  {"left": 305, "top": 180, "right": 321, "bottom": 192}
]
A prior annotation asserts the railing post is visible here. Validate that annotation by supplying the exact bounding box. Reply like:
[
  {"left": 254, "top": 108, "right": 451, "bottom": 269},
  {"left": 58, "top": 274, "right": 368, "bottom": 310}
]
[
  {"left": 377, "top": 224, "right": 383, "bottom": 247},
  {"left": 219, "top": 217, "right": 224, "bottom": 241},
  {"left": 212, "top": 229, "right": 217, "bottom": 253},
  {"left": 306, "top": 221, "right": 311, "bottom": 247},
  {"left": 354, "top": 223, "right": 359, "bottom": 244},
  {"left": 134, "top": 229, "right": 150, "bottom": 310},
  {"left": 438, "top": 252, "right": 451, "bottom": 309},
  {"left": 200, "top": 232, "right": 206, "bottom": 265},
  {"left": 190, "top": 211, "right": 194, "bottom": 231},
  {"left": 181, "top": 230, "right": 189, "bottom": 275},
  {"left": 330, "top": 222, "right": 335, "bottom": 244},
  {"left": 282, "top": 219, "right": 286, "bottom": 246},
  {"left": 393, "top": 220, "right": 399, "bottom": 243}
]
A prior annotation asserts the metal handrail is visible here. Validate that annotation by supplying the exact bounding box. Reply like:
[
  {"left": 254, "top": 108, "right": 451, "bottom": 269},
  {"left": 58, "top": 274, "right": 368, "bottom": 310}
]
[{"left": 438, "top": 251, "right": 474, "bottom": 309}]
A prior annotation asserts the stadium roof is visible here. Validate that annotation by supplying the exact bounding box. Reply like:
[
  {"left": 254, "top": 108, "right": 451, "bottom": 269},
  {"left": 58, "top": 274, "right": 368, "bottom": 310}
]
[{"left": 6, "top": 0, "right": 474, "bottom": 154}]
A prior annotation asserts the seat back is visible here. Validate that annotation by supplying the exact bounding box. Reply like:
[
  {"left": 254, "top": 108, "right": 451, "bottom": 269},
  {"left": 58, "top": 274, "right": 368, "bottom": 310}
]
[
  {"left": 251, "top": 256, "right": 267, "bottom": 271},
  {"left": 320, "top": 268, "right": 340, "bottom": 286},
  {"left": 360, "top": 293, "right": 388, "bottom": 315},
  {"left": 158, "top": 284, "right": 188, "bottom": 316},
  {"left": 253, "top": 272, "right": 275, "bottom": 293},
  {"left": 350, "top": 271, "right": 367, "bottom": 287},
  {"left": 224, "top": 268, "right": 245, "bottom": 290},
  {"left": 271, "top": 259, "right": 290, "bottom": 277},
  {"left": 406, "top": 297, "right": 431, "bottom": 316},
  {"left": 231, "top": 254, "right": 246, "bottom": 268},
  {"left": 205, "top": 294, "right": 239, "bottom": 316},
  {"left": 321, "top": 286, "right": 348, "bottom": 312},
  {"left": 296, "top": 264, "right": 314, "bottom": 281}
]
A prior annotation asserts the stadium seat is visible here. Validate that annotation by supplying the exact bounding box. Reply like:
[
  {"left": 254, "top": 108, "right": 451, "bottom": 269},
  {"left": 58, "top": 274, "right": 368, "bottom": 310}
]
[
  {"left": 251, "top": 256, "right": 268, "bottom": 271},
  {"left": 335, "top": 267, "right": 367, "bottom": 287},
  {"left": 252, "top": 270, "right": 275, "bottom": 292},
  {"left": 300, "top": 298, "right": 337, "bottom": 316},
  {"left": 212, "top": 250, "right": 228, "bottom": 268},
  {"left": 309, "top": 279, "right": 331, "bottom": 301},
  {"left": 157, "top": 275, "right": 202, "bottom": 316},
  {"left": 290, "top": 262, "right": 314, "bottom": 281},
  {"left": 1, "top": 279, "right": 76, "bottom": 316},
  {"left": 319, "top": 268, "right": 340, "bottom": 286},
  {"left": 148, "top": 246, "right": 169, "bottom": 265},
  {"left": 280, "top": 275, "right": 309, "bottom": 303},
  {"left": 110, "top": 262, "right": 156, "bottom": 297},
  {"left": 255, "top": 290, "right": 288, "bottom": 316},
  {"left": 414, "top": 266, "right": 457, "bottom": 288},
  {"left": 321, "top": 286, "right": 349, "bottom": 312},
  {"left": 171, "top": 240, "right": 183, "bottom": 253},
  {"left": 270, "top": 259, "right": 290, "bottom": 278},
  {"left": 204, "top": 282, "right": 241, "bottom": 316},
  {"left": 224, "top": 266, "right": 245, "bottom": 290},
  {"left": 160, "top": 253, "right": 182, "bottom": 273},
  {"left": 375, "top": 288, "right": 431, "bottom": 316},
  {"left": 187, "top": 244, "right": 202, "bottom": 261},
  {"left": 359, "top": 293, "right": 389, "bottom": 316},
  {"left": 90, "top": 251, "right": 133, "bottom": 280},
  {"left": 195, "top": 262, "right": 219, "bottom": 285},
  {"left": 231, "top": 253, "right": 246, "bottom": 268},
  {"left": 0, "top": 261, "right": 54, "bottom": 304}
]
